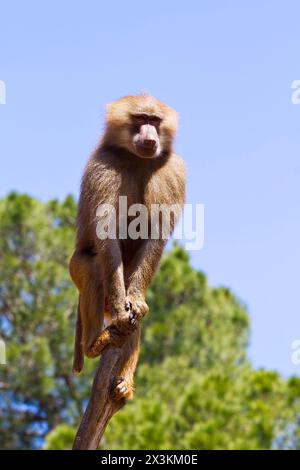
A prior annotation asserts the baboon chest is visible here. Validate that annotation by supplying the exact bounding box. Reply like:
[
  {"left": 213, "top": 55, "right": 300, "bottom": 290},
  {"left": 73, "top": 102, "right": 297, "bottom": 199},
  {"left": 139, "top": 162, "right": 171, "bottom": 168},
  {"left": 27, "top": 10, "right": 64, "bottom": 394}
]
[{"left": 120, "top": 167, "right": 171, "bottom": 210}]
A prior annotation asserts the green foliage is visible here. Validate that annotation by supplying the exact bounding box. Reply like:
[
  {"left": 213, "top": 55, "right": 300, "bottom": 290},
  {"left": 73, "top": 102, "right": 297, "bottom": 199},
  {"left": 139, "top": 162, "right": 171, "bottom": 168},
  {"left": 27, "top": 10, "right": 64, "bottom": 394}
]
[
  {"left": 44, "top": 424, "right": 76, "bottom": 450},
  {"left": 0, "top": 192, "right": 299, "bottom": 450},
  {"left": 273, "top": 415, "right": 300, "bottom": 449},
  {"left": 0, "top": 192, "right": 94, "bottom": 449}
]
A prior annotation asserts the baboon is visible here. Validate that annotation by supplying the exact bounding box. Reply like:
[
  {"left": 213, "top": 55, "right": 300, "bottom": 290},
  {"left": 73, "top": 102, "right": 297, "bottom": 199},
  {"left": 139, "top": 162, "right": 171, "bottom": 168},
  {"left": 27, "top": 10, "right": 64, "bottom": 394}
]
[{"left": 69, "top": 94, "right": 186, "bottom": 400}]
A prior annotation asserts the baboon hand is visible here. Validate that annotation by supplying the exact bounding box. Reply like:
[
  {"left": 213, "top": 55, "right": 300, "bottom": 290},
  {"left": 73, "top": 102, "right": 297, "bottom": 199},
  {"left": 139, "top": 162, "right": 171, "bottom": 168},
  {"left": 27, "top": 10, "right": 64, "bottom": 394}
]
[{"left": 125, "top": 294, "right": 149, "bottom": 328}]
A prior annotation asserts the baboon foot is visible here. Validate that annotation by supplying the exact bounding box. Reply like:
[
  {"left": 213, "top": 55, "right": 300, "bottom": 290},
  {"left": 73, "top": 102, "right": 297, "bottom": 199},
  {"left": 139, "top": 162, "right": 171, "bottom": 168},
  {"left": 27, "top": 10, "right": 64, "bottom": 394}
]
[
  {"left": 86, "top": 300, "right": 146, "bottom": 358},
  {"left": 87, "top": 323, "right": 128, "bottom": 358},
  {"left": 111, "top": 377, "right": 134, "bottom": 401}
]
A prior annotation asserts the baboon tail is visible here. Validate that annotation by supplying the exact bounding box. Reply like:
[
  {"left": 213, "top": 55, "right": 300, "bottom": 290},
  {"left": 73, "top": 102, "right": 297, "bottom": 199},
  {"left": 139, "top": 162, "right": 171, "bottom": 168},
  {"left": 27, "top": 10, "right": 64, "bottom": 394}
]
[{"left": 72, "top": 302, "right": 84, "bottom": 375}]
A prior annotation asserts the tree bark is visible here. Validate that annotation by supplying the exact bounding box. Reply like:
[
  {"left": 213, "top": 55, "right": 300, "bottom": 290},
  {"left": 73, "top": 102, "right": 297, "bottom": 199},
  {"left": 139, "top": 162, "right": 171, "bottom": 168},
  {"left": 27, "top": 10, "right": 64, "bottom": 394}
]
[{"left": 72, "top": 344, "right": 130, "bottom": 450}]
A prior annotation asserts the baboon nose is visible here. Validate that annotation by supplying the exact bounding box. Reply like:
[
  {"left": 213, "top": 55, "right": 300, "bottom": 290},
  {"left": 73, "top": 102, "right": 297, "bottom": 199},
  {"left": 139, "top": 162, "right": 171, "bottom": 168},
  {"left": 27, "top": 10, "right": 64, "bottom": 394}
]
[{"left": 143, "top": 139, "right": 156, "bottom": 148}]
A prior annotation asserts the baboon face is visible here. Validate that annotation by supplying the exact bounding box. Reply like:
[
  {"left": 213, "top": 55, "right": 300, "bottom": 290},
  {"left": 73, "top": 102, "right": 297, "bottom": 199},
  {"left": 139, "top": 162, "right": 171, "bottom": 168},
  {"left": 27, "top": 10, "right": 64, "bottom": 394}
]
[
  {"left": 104, "top": 94, "right": 178, "bottom": 159},
  {"left": 130, "top": 113, "right": 162, "bottom": 159}
]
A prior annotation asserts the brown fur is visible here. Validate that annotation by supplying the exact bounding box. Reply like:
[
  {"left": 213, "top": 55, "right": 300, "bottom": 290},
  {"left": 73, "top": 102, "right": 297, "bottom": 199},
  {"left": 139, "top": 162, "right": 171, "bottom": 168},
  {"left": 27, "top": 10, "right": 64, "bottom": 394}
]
[{"left": 69, "top": 94, "right": 186, "bottom": 399}]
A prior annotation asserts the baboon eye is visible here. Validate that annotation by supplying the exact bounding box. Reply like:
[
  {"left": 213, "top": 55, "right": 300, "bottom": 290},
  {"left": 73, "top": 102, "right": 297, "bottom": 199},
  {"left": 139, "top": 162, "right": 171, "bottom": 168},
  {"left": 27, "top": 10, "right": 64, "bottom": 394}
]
[
  {"left": 148, "top": 116, "right": 162, "bottom": 128},
  {"left": 131, "top": 114, "right": 162, "bottom": 132},
  {"left": 132, "top": 114, "right": 148, "bottom": 126}
]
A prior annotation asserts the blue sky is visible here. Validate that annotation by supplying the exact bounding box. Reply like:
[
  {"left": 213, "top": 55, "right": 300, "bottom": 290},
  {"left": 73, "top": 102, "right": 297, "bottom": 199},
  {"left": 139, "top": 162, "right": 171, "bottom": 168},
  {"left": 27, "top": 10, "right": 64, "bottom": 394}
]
[{"left": 0, "top": 1, "right": 299, "bottom": 376}]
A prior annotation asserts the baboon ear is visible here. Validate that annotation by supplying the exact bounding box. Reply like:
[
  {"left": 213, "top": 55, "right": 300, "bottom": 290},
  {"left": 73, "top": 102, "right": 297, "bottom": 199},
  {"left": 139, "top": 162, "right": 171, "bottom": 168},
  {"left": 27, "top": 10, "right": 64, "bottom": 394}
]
[
  {"left": 105, "top": 100, "right": 129, "bottom": 126},
  {"left": 105, "top": 102, "right": 115, "bottom": 126},
  {"left": 105, "top": 102, "right": 113, "bottom": 113},
  {"left": 105, "top": 102, "right": 113, "bottom": 119}
]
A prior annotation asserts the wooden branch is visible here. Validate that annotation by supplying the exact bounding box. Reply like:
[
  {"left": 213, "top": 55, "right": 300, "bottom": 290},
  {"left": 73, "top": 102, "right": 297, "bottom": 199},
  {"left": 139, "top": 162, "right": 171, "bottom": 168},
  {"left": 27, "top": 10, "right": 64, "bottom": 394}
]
[{"left": 72, "top": 339, "right": 134, "bottom": 450}]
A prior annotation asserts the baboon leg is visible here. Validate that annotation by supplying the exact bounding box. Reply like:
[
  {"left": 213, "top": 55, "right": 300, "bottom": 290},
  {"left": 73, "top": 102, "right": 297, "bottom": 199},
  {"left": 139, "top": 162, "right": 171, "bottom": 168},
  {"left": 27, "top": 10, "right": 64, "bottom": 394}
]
[
  {"left": 79, "top": 278, "right": 104, "bottom": 358},
  {"left": 111, "top": 325, "right": 141, "bottom": 401},
  {"left": 69, "top": 250, "right": 104, "bottom": 368}
]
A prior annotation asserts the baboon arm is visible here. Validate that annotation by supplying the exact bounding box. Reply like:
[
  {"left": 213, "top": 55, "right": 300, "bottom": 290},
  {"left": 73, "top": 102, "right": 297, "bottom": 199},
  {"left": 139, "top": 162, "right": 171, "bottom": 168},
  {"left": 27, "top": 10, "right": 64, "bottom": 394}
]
[
  {"left": 98, "top": 239, "right": 126, "bottom": 317},
  {"left": 126, "top": 239, "right": 167, "bottom": 297}
]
